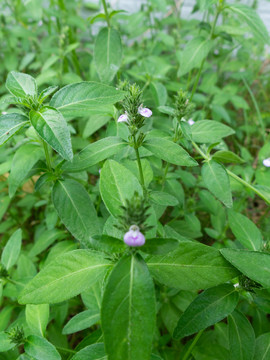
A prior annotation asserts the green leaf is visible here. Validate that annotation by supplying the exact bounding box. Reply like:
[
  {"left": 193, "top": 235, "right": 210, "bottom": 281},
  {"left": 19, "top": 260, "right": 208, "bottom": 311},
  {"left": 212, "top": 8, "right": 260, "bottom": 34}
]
[
  {"left": 254, "top": 332, "right": 270, "bottom": 360},
  {"left": 178, "top": 36, "right": 213, "bottom": 76},
  {"left": 62, "top": 137, "right": 127, "bottom": 173},
  {"left": 228, "top": 210, "right": 263, "bottom": 251},
  {"left": 52, "top": 179, "right": 100, "bottom": 243},
  {"left": 146, "top": 241, "right": 239, "bottom": 290},
  {"left": 94, "top": 27, "right": 122, "bottom": 83},
  {"left": 30, "top": 107, "right": 73, "bottom": 161},
  {"left": 101, "top": 254, "right": 156, "bottom": 360},
  {"left": 1, "top": 228, "right": 22, "bottom": 270},
  {"left": 50, "top": 82, "right": 125, "bottom": 117},
  {"left": 191, "top": 120, "right": 235, "bottom": 143},
  {"left": 6, "top": 71, "right": 37, "bottom": 98},
  {"left": 70, "top": 343, "right": 107, "bottom": 360},
  {"left": 100, "top": 159, "right": 143, "bottom": 217},
  {"left": 24, "top": 335, "right": 61, "bottom": 360},
  {"left": 83, "top": 114, "right": 110, "bottom": 138},
  {"left": 144, "top": 137, "right": 197, "bottom": 167},
  {"left": 220, "top": 248, "right": 270, "bottom": 288},
  {"left": 0, "top": 113, "right": 29, "bottom": 146},
  {"left": 149, "top": 191, "right": 179, "bottom": 206},
  {"left": 140, "top": 238, "right": 179, "bottom": 255},
  {"left": 228, "top": 4, "right": 269, "bottom": 44},
  {"left": 202, "top": 160, "right": 232, "bottom": 208},
  {"left": 88, "top": 235, "right": 126, "bottom": 254},
  {"left": 173, "top": 284, "right": 239, "bottom": 339},
  {"left": 228, "top": 310, "right": 255, "bottom": 360},
  {"left": 0, "top": 331, "right": 14, "bottom": 352},
  {"left": 29, "top": 229, "right": 65, "bottom": 257},
  {"left": 63, "top": 309, "right": 100, "bottom": 334},
  {"left": 9, "top": 143, "right": 43, "bottom": 197},
  {"left": 19, "top": 249, "right": 112, "bottom": 304},
  {"left": 25, "top": 304, "right": 49, "bottom": 337},
  {"left": 212, "top": 150, "right": 244, "bottom": 164}
]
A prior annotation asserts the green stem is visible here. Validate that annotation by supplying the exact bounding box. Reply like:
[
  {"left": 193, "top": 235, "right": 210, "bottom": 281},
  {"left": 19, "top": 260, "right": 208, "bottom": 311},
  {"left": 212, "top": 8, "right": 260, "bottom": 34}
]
[
  {"left": 189, "top": 4, "right": 221, "bottom": 101},
  {"left": 226, "top": 170, "right": 270, "bottom": 205},
  {"left": 42, "top": 141, "right": 52, "bottom": 172},
  {"left": 161, "top": 162, "right": 170, "bottom": 190},
  {"left": 182, "top": 329, "right": 204, "bottom": 360},
  {"left": 133, "top": 136, "right": 147, "bottom": 196},
  {"left": 192, "top": 141, "right": 270, "bottom": 205},
  {"left": 101, "top": 0, "right": 110, "bottom": 27},
  {"left": 56, "top": 346, "right": 76, "bottom": 354},
  {"left": 242, "top": 76, "right": 266, "bottom": 142}
]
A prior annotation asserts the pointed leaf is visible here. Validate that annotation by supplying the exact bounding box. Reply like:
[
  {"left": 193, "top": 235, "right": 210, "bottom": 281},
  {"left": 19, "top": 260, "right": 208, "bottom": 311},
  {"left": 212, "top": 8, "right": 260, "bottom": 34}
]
[
  {"left": 70, "top": 343, "right": 106, "bottom": 360},
  {"left": 30, "top": 107, "right": 73, "bottom": 161},
  {"left": 228, "top": 310, "right": 255, "bottom": 360},
  {"left": 25, "top": 335, "right": 61, "bottom": 360},
  {"left": 9, "top": 143, "right": 43, "bottom": 197},
  {"left": 0, "top": 113, "right": 29, "bottom": 146},
  {"left": 254, "top": 332, "right": 270, "bottom": 360},
  {"left": 25, "top": 304, "right": 49, "bottom": 337},
  {"left": 144, "top": 137, "right": 197, "bottom": 166},
  {"left": 228, "top": 210, "right": 263, "bottom": 251},
  {"left": 228, "top": 4, "right": 269, "bottom": 44},
  {"left": 1, "top": 229, "right": 22, "bottom": 270},
  {"left": 220, "top": 248, "right": 270, "bottom": 288},
  {"left": 52, "top": 179, "right": 100, "bottom": 243},
  {"left": 101, "top": 254, "right": 156, "bottom": 360},
  {"left": 146, "top": 241, "right": 239, "bottom": 290},
  {"left": 100, "top": 159, "right": 143, "bottom": 217},
  {"left": 202, "top": 160, "right": 232, "bottom": 208},
  {"left": 50, "top": 82, "right": 125, "bottom": 117},
  {"left": 19, "top": 249, "right": 112, "bottom": 304},
  {"left": 94, "top": 27, "right": 122, "bottom": 83},
  {"left": 6, "top": 71, "right": 37, "bottom": 98},
  {"left": 63, "top": 309, "right": 100, "bottom": 334},
  {"left": 191, "top": 120, "right": 235, "bottom": 144},
  {"left": 63, "top": 137, "right": 127, "bottom": 173},
  {"left": 173, "top": 284, "right": 239, "bottom": 339}
]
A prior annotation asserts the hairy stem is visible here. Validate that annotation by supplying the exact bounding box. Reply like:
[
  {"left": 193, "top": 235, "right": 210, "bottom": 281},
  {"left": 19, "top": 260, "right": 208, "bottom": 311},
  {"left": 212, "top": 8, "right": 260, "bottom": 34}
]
[{"left": 42, "top": 140, "right": 52, "bottom": 172}]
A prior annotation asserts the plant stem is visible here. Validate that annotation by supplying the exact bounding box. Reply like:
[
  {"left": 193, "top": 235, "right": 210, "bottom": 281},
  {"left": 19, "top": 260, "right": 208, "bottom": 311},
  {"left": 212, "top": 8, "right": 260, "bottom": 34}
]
[
  {"left": 242, "top": 76, "right": 266, "bottom": 142},
  {"left": 42, "top": 140, "right": 52, "bottom": 171},
  {"left": 56, "top": 346, "right": 76, "bottom": 354},
  {"left": 182, "top": 329, "right": 204, "bottom": 360},
  {"left": 161, "top": 162, "right": 170, "bottom": 190},
  {"left": 226, "top": 169, "right": 270, "bottom": 205},
  {"left": 189, "top": 4, "right": 221, "bottom": 101},
  {"left": 191, "top": 140, "right": 270, "bottom": 205},
  {"left": 133, "top": 136, "right": 147, "bottom": 196},
  {"left": 101, "top": 0, "right": 110, "bottom": 27}
]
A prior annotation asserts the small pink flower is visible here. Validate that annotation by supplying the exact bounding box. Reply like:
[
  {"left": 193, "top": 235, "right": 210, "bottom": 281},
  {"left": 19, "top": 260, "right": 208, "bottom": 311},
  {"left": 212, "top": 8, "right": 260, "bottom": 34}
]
[
  {"left": 263, "top": 158, "right": 270, "bottom": 167},
  {"left": 188, "top": 118, "right": 195, "bottom": 126},
  {"left": 138, "top": 106, "right": 152, "bottom": 118},
  {"left": 117, "top": 113, "right": 128, "bottom": 123},
  {"left": 124, "top": 225, "right": 145, "bottom": 247}
]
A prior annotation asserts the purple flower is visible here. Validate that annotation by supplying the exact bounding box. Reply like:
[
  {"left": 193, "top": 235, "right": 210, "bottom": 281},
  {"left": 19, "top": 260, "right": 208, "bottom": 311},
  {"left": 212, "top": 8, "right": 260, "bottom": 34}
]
[
  {"left": 124, "top": 225, "right": 145, "bottom": 247},
  {"left": 188, "top": 118, "right": 195, "bottom": 126},
  {"left": 117, "top": 113, "right": 128, "bottom": 123},
  {"left": 263, "top": 158, "right": 270, "bottom": 167},
  {"left": 138, "top": 106, "right": 152, "bottom": 118}
]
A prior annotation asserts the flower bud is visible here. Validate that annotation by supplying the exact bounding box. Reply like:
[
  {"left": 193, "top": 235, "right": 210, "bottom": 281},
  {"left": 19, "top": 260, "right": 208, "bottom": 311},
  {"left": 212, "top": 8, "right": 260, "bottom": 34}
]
[{"left": 124, "top": 225, "right": 145, "bottom": 247}]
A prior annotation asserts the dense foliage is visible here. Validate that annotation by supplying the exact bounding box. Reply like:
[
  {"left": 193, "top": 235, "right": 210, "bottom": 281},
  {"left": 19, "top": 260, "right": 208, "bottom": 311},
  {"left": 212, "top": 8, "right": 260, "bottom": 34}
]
[{"left": 0, "top": 0, "right": 270, "bottom": 359}]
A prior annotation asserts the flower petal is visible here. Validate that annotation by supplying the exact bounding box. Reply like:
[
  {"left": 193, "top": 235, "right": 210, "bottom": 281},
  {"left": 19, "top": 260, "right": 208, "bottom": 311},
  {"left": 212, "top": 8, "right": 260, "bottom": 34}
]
[
  {"left": 117, "top": 114, "right": 128, "bottom": 123},
  {"left": 138, "top": 107, "right": 152, "bottom": 118}
]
